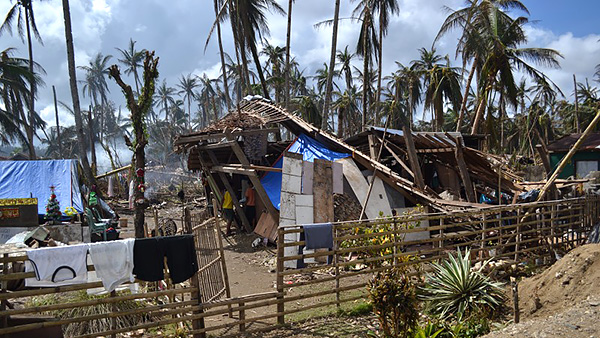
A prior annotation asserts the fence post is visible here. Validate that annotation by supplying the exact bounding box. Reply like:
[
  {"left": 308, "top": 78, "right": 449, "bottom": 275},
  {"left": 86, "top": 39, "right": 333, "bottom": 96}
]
[
  {"left": 1, "top": 253, "right": 7, "bottom": 329},
  {"left": 515, "top": 209, "right": 520, "bottom": 262},
  {"left": 187, "top": 208, "right": 206, "bottom": 338},
  {"left": 480, "top": 213, "right": 487, "bottom": 260},
  {"left": 438, "top": 218, "right": 444, "bottom": 261},
  {"left": 276, "top": 227, "right": 285, "bottom": 325},
  {"left": 334, "top": 224, "right": 340, "bottom": 308},
  {"left": 239, "top": 300, "right": 245, "bottom": 332}
]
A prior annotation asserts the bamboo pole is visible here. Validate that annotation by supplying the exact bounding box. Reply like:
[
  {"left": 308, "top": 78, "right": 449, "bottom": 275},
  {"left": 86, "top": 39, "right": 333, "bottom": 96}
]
[
  {"left": 276, "top": 227, "right": 285, "bottom": 324},
  {"left": 535, "top": 109, "right": 600, "bottom": 202}
]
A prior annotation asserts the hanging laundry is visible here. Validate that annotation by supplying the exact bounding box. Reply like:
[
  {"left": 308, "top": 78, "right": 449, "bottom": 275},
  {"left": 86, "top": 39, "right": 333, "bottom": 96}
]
[
  {"left": 133, "top": 235, "right": 198, "bottom": 284},
  {"left": 25, "top": 244, "right": 89, "bottom": 287},
  {"left": 303, "top": 223, "right": 334, "bottom": 250},
  {"left": 88, "top": 238, "right": 135, "bottom": 292}
]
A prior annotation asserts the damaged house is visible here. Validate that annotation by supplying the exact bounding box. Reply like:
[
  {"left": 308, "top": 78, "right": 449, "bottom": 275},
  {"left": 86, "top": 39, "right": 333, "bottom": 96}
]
[{"left": 174, "top": 98, "right": 527, "bottom": 245}]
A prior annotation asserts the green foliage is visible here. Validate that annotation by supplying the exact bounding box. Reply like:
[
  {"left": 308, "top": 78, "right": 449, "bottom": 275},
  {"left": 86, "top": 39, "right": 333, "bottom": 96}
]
[
  {"left": 421, "top": 249, "right": 504, "bottom": 322},
  {"left": 338, "top": 301, "right": 373, "bottom": 317},
  {"left": 412, "top": 321, "right": 444, "bottom": 338},
  {"left": 368, "top": 268, "right": 420, "bottom": 338},
  {"left": 340, "top": 206, "right": 424, "bottom": 268}
]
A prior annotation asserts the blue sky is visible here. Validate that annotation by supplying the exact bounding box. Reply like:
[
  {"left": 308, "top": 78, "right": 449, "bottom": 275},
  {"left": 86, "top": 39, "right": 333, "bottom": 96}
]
[{"left": 0, "top": 0, "right": 598, "bottom": 132}]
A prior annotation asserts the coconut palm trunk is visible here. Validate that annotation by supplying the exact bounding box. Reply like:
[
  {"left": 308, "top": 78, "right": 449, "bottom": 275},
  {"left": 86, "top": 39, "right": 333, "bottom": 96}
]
[
  {"left": 284, "top": 0, "right": 293, "bottom": 108},
  {"left": 61, "top": 0, "right": 94, "bottom": 185},
  {"left": 322, "top": 0, "right": 340, "bottom": 130},
  {"left": 214, "top": 0, "right": 231, "bottom": 110},
  {"left": 456, "top": 58, "right": 477, "bottom": 132},
  {"left": 24, "top": 3, "right": 36, "bottom": 159}
]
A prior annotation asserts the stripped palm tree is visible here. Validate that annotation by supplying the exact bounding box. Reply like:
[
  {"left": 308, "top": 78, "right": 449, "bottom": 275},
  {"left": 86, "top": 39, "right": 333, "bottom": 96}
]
[
  {"left": 177, "top": 73, "right": 199, "bottom": 131},
  {"left": 154, "top": 80, "right": 176, "bottom": 123},
  {"left": 1, "top": 0, "right": 44, "bottom": 158},
  {"left": 116, "top": 39, "right": 146, "bottom": 95}
]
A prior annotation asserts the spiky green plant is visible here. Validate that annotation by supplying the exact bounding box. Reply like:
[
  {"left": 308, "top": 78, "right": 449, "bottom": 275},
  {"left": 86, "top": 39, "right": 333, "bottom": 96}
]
[{"left": 421, "top": 249, "right": 504, "bottom": 321}]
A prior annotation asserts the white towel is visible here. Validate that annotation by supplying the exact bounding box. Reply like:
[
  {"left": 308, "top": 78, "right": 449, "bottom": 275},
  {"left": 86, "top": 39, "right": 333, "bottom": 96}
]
[
  {"left": 88, "top": 238, "right": 135, "bottom": 292},
  {"left": 25, "top": 244, "right": 89, "bottom": 287}
]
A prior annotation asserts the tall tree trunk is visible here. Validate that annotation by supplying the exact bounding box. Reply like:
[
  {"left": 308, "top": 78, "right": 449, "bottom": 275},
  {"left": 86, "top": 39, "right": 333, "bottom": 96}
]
[
  {"left": 214, "top": 0, "right": 231, "bottom": 110},
  {"left": 285, "top": 0, "right": 293, "bottom": 109},
  {"left": 87, "top": 106, "right": 97, "bottom": 175},
  {"left": 62, "top": 0, "right": 95, "bottom": 186},
  {"left": 248, "top": 37, "right": 271, "bottom": 100},
  {"left": 573, "top": 74, "right": 580, "bottom": 133},
  {"left": 52, "top": 85, "right": 62, "bottom": 158},
  {"left": 375, "top": 9, "right": 383, "bottom": 107},
  {"left": 471, "top": 76, "right": 493, "bottom": 135},
  {"left": 456, "top": 58, "right": 477, "bottom": 132},
  {"left": 361, "top": 19, "right": 370, "bottom": 131},
  {"left": 322, "top": 0, "right": 340, "bottom": 131},
  {"left": 24, "top": 6, "right": 36, "bottom": 159},
  {"left": 109, "top": 52, "right": 159, "bottom": 239}
]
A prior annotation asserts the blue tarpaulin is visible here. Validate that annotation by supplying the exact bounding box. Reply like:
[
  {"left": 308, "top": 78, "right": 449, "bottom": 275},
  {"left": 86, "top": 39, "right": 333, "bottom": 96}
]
[
  {"left": 260, "top": 134, "right": 350, "bottom": 210},
  {"left": 0, "top": 159, "right": 85, "bottom": 215}
]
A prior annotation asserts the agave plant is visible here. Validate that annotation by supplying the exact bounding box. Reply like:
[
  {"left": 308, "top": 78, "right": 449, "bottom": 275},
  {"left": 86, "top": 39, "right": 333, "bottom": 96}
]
[{"left": 421, "top": 249, "right": 504, "bottom": 321}]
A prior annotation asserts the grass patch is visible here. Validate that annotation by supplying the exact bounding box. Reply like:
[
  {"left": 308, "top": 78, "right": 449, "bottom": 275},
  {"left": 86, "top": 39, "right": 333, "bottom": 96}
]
[{"left": 338, "top": 301, "right": 372, "bottom": 317}]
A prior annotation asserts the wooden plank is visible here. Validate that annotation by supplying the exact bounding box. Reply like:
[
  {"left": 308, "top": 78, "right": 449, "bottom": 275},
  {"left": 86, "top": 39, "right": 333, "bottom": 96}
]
[
  {"left": 175, "top": 128, "right": 278, "bottom": 146},
  {"left": 455, "top": 135, "right": 477, "bottom": 203},
  {"left": 211, "top": 166, "right": 257, "bottom": 176},
  {"left": 206, "top": 150, "right": 252, "bottom": 233},
  {"left": 313, "top": 159, "right": 334, "bottom": 223},
  {"left": 224, "top": 132, "right": 279, "bottom": 217},
  {"left": 379, "top": 138, "right": 414, "bottom": 179},
  {"left": 402, "top": 126, "right": 426, "bottom": 189}
]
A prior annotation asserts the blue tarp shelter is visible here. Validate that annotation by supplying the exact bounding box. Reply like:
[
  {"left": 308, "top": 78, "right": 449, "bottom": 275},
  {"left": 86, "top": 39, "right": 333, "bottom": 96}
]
[
  {"left": 260, "top": 134, "right": 350, "bottom": 210},
  {"left": 0, "top": 159, "right": 85, "bottom": 215}
]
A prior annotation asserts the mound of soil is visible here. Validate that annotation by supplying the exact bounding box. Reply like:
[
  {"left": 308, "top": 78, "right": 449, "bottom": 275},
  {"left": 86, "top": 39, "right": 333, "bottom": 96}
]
[{"left": 518, "top": 243, "right": 600, "bottom": 319}]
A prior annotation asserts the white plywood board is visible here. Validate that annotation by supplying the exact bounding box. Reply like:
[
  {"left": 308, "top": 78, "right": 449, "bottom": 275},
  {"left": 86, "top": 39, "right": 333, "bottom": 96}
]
[
  {"left": 283, "top": 231, "right": 300, "bottom": 268},
  {"left": 302, "top": 161, "right": 314, "bottom": 195},
  {"left": 332, "top": 161, "right": 343, "bottom": 194},
  {"left": 366, "top": 175, "right": 393, "bottom": 217},
  {"left": 395, "top": 207, "right": 430, "bottom": 242},
  {"left": 282, "top": 156, "right": 303, "bottom": 176},
  {"left": 338, "top": 158, "right": 389, "bottom": 219},
  {"left": 281, "top": 174, "right": 302, "bottom": 194},
  {"left": 296, "top": 206, "right": 314, "bottom": 224},
  {"left": 295, "top": 194, "right": 314, "bottom": 207},
  {"left": 279, "top": 192, "right": 297, "bottom": 220}
]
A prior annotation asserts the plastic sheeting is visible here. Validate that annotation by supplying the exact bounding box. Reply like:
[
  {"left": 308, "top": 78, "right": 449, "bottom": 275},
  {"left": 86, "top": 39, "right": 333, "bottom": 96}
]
[
  {"left": 260, "top": 134, "right": 350, "bottom": 210},
  {"left": 0, "top": 159, "right": 85, "bottom": 215}
]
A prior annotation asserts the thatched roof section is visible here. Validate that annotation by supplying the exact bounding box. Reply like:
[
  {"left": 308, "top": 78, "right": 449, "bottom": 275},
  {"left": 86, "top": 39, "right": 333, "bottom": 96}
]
[{"left": 200, "top": 110, "right": 267, "bottom": 133}]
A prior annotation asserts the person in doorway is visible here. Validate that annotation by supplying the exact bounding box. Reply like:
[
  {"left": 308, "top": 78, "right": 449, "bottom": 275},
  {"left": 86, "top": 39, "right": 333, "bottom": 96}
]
[
  {"left": 222, "top": 190, "right": 234, "bottom": 236},
  {"left": 244, "top": 182, "right": 256, "bottom": 229}
]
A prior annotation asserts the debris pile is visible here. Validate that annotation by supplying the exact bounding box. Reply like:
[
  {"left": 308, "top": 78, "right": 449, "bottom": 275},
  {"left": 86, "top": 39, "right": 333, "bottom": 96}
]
[{"left": 518, "top": 244, "right": 600, "bottom": 319}]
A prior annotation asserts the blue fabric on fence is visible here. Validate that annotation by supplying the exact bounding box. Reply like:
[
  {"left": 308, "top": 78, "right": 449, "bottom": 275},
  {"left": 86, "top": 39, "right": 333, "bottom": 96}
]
[
  {"left": 303, "top": 223, "right": 334, "bottom": 250},
  {"left": 0, "top": 159, "right": 84, "bottom": 215},
  {"left": 260, "top": 134, "right": 350, "bottom": 210}
]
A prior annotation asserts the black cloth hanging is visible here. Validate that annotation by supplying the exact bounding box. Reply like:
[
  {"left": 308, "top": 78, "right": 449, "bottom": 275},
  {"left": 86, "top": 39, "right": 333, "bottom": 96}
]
[{"left": 133, "top": 235, "right": 198, "bottom": 283}]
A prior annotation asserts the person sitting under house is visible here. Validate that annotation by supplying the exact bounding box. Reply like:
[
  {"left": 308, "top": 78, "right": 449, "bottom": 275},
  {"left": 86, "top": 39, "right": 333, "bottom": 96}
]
[{"left": 222, "top": 190, "right": 235, "bottom": 236}]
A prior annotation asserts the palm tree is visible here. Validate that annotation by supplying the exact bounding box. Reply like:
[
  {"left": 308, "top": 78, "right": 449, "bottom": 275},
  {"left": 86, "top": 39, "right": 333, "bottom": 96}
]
[
  {"left": 211, "top": 0, "right": 232, "bottom": 110},
  {"left": 353, "top": 0, "right": 379, "bottom": 131},
  {"left": 386, "top": 61, "right": 421, "bottom": 128},
  {"left": 177, "top": 73, "right": 199, "bottom": 131},
  {"left": 261, "top": 43, "right": 286, "bottom": 102},
  {"left": 197, "top": 73, "right": 223, "bottom": 126},
  {"left": 61, "top": 0, "right": 94, "bottom": 185},
  {"left": 372, "top": 0, "right": 399, "bottom": 106},
  {"left": 470, "top": 13, "right": 561, "bottom": 134},
  {"left": 284, "top": 0, "right": 295, "bottom": 109},
  {"left": 228, "top": 0, "right": 285, "bottom": 99},
  {"left": 116, "top": 38, "right": 146, "bottom": 95},
  {"left": 337, "top": 46, "right": 355, "bottom": 91},
  {"left": 154, "top": 80, "right": 176, "bottom": 123},
  {"left": 1, "top": 0, "right": 44, "bottom": 159},
  {"left": 435, "top": 0, "right": 530, "bottom": 132},
  {"left": 0, "top": 48, "right": 33, "bottom": 146},
  {"left": 321, "top": 0, "right": 341, "bottom": 130}
]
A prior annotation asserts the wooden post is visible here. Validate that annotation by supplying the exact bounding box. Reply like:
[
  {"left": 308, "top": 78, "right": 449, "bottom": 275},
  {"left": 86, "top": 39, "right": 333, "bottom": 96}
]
[
  {"left": 187, "top": 208, "right": 206, "bottom": 338},
  {"left": 438, "top": 218, "right": 444, "bottom": 260},
  {"left": 367, "top": 134, "right": 378, "bottom": 159},
  {"left": 110, "top": 290, "right": 117, "bottom": 338},
  {"left": 536, "top": 108, "right": 600, "bottom": 203},
  {"left": 206, "top": 150, "right": 252, "bottom": 232},
  {"left": 212, "top": 199, "right": 233, "bottom": 317},
  {"left": 511, "top": 277, "right": 520, "bottom": 324},
  {"left": 313, "top": 159, "right": 334, "bottom": 224},
  {"left": 276, "top": 227, "right": 285, "bottom": 325},
  {"left": 481, "top": 213, "right": 487, "bottom": 259},
  {"left": 333, "top": 225, "right": 340, "bottom": 308},
  {"left": 515, "top": 209, "right": 521, "bottom": 262},
  {"left": 239, "top": 300, "right": 245, "bottom": 332},
  {"left": 455, "top": 135, "right": 476, "bottom": 203},
  {"left": 153, "top": 206, "right": 159, "bottom": 236},
  {"left": 535, "top": 144, "right": 552, "bottom": 178},
  {"left": 1, "top": 254, "right": 7, "bottom": 328},
  {"left": 402, "top": 125, "right": 425, "bottom": 189},
  {"left": 498, "top": 164, "right": 502, "bottom": 205}
]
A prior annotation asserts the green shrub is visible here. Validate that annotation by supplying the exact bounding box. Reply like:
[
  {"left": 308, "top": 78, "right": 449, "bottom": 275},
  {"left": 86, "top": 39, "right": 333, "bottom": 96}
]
[
  {"left": 421, "top": 249, "right": 504, "bottom": 322},
  {"left": 368, "top": 268, "right": 420, "bottom": 338}
]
